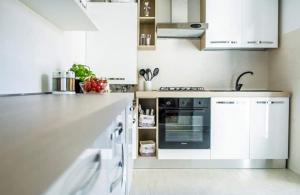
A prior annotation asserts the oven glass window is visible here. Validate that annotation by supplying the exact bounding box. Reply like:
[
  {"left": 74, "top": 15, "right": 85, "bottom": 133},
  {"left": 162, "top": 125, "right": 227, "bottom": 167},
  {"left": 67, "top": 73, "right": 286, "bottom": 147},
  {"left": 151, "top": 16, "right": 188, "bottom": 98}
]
[{"left": 164, "top": 110, "right": 207, "bottom": 143}]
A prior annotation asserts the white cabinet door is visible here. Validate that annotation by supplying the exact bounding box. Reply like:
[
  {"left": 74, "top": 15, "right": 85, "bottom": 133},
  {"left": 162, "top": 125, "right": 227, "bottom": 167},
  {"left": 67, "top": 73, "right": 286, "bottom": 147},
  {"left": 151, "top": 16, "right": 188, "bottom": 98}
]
[
  {"left": 125, "top": 105, "right": 134, "bottom": 195},
  {"left": 242, "top": 0, "right": 278, "bottom": 48},
  {"left": 250, "top": 98, "right": 289, "bottom": 159},
  {"left": 44, "top": 149, "right": 105, "bottom": 195},
  {"left": 19, "top": 0, "right": 97, "bottom": 31},
  {"left": 211, "top": 98, "right": 250, "bottom": 159},
  {"left": 205, "top": 0, "right": 242, "bottom": 49},
  {"left": 86, "top": 3, "right": 137, "bottom": 84}
]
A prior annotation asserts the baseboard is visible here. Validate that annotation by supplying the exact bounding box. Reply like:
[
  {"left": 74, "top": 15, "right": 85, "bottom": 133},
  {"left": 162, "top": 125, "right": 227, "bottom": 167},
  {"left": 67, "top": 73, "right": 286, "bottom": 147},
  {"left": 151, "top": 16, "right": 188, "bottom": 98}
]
[{"left": 134, "top": 159, "right": 287, "bottom": 169}]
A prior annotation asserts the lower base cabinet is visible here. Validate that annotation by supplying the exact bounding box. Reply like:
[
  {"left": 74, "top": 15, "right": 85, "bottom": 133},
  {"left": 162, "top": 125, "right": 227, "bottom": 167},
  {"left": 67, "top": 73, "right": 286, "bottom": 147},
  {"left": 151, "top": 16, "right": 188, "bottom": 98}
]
[
  {"left": 250, "top": 97, "right": 289, "bottom": 159},
  {"left": 211, "top": 98, "right": 250, "bottom": 159},
  {"left": 44, "top": 106, "right": 133, "bottom": 195},
  {"left": 211, "top": 97, "right": 289, "bottom": 160}
]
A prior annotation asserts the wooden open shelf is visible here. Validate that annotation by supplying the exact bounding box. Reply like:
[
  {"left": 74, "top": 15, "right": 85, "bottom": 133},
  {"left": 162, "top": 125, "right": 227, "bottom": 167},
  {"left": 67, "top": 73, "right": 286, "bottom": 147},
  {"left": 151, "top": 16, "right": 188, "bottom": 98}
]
[
  {"left": 138, "top": 0, "right": 156, "bottom": 50},
  {"left": 139, "top": 23, "right": 156, "bottom": 45},
  {"left": 140, "top": 17, "right": 155, "bottom": 23},
  {"left": 138, "top": 126, "right": 157, "bottom": 130},
  {"left": 136, "top": 98, "right": 158, "bottom": 158},
  {"left": 138, "top": 45, "right": 156, "bottom": 50},
  {"left": 139, "top": 128, "right": 156, "bottom": 142},
  {"left": 137, "top": 155, "right": 157, "bottom": 160},
  {"left": 139, "top": 0, "right": 155, "bottom": 17}
]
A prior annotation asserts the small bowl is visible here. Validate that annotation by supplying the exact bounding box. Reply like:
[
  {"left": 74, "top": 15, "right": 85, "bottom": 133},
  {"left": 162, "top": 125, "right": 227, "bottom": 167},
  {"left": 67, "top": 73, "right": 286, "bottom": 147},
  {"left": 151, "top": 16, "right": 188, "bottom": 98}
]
[{"left": 79, "top": 80, "right": 107, "bottom": 94}]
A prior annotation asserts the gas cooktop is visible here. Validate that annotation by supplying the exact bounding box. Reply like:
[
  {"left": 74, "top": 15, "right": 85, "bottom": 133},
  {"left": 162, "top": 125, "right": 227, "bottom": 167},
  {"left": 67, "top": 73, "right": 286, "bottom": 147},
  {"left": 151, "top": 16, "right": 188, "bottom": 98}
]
[{"left": 159, "top": 87, "right": 205, "bottom": 92}]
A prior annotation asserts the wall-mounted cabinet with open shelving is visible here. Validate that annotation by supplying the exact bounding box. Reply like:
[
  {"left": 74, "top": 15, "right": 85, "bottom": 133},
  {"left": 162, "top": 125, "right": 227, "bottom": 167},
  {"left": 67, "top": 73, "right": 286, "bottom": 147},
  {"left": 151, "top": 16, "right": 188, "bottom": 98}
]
[{"left": 138, "top": 0, "right": 156, "bottom": 50}]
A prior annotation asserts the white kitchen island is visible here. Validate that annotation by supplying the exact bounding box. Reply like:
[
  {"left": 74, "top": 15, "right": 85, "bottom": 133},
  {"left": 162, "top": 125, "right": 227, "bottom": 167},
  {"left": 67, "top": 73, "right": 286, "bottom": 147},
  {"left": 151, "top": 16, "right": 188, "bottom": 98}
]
[{"left": 0, "top": 93, "right": 134, "bottom": 195}]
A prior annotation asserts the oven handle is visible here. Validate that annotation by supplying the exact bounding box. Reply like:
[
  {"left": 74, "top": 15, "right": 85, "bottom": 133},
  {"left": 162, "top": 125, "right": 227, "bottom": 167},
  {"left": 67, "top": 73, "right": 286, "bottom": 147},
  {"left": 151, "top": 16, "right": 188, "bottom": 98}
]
[{"left": 160, "top": 108, "right": 209, "bottom": 111}]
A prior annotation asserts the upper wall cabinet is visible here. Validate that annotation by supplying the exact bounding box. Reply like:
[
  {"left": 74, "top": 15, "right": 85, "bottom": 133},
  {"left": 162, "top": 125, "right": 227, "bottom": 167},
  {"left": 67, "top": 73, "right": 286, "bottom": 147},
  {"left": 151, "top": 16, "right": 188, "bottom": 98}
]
[
  {"left": 19, "top": 0, "right": 97, "bottom": 31},
  {"left": 201, "top": 0, "right": 278, "bottom": 49},
  {"left": 86, "top": 3, "right": 138, "bottom": 84},
  {"left": 204, "top": 0, "right": 242, "bottom": 49},
  {"left": 242, "top": 0, "right": 278, "bottom": 48}
]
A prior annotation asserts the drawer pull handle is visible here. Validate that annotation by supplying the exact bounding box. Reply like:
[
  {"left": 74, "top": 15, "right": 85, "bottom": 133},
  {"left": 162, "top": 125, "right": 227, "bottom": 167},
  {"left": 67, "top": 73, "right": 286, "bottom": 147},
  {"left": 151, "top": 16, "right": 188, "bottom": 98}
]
[
  {"left": 216, "top": 101, "right": 235, "bottom": 104},
  {"left": 256, "top": 101, "right": 268, "bottom": 104},
  {"left": 62, "top": 151, "right": 102, "bottom": 195},
  {"left": 257, "top": 101, "right": 285, "bottom": 104},
  {"left": 210, "top": 41, "right": 230, "bottom": 44},
  {"left": 271, "top": 101, "right": 284, "bottom": 104},
  {"left": 248, "top": 41, "right": 274, "bottom": 44},
  {"left": 110, "top": 144, "right": 124, "bottom": 192},
  {"left": 110, "top": 123, "right": 123, "bottom": 140}
]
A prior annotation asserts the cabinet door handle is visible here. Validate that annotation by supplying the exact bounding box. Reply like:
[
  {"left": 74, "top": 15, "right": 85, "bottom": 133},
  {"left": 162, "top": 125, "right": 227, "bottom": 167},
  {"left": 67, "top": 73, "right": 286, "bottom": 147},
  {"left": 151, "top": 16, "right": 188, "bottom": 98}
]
[
  {"left": 248, "top": 41, "right": 260, "bottom": 44},
  {"left": 110, "top": 144, "right": 125, "bottom": 193},
  {"left": 111, "top": 123, "right": 123, "bottom": 140},
  {"left": 115, "top": 122, "right": 123, "bottom": 135},
  {"left": 256, "top": 101, "right": 268, "bottom": 104},
  {"left": 248, "top": 41, "right": 274, "bottom": 44},
  {"left": 110, "top": 175, "right": 123, "bottom": 193},
  {"left": 216, "top": 101, "right": 235, "bottom": 104},
  {"left": 262, "top": 41, "right": 274, "bottom": 44},
  {"left": 256, "top": 101, "right": 285, "bottom": 105},
  {"left": 79, "top": 0, "right": 87, "bottom": 9},
  {"left": 271, "top": 101, "right": 284, "bottom": 104},
  {"left": 63, "top": 151, "right": 102, "bottom": 195},
  {"left": 210, "top": 41, "right": 230, "bottom": 44}
]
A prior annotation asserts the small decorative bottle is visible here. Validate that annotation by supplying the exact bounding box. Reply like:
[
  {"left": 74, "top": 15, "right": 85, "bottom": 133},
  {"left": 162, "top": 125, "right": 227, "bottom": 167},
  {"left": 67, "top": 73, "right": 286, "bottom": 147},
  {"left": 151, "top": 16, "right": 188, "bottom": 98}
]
[{"left": 143, "top": 1, "right": 151, "bottom": 17}]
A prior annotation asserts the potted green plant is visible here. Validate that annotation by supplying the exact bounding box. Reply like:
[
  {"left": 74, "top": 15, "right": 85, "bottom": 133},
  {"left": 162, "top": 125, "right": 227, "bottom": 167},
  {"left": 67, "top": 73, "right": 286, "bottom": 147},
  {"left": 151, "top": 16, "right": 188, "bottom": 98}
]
[{"left": 70, "top": 64, "right": 95, "bottom": 93}]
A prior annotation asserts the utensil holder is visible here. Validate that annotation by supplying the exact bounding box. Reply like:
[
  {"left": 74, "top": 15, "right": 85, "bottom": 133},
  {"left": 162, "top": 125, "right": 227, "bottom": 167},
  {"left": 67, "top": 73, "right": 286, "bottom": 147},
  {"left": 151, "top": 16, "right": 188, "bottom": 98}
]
[{"left": 144, "top": 81, "right": 152, "bottom": 91}]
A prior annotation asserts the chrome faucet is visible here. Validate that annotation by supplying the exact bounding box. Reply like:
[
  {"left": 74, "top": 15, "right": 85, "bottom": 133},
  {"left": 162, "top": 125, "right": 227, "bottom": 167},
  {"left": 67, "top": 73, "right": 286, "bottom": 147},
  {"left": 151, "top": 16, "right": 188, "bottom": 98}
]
[{"left": 235, "top": 71, "right": 254, "bottom": 91}]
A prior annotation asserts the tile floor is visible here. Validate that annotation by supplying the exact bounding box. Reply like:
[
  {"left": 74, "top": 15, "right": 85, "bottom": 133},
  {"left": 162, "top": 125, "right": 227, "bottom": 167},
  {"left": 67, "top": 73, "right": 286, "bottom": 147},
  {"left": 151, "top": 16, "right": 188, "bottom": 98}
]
[{"left": 130, "top": 169, "right": 300, "bottom": 195}]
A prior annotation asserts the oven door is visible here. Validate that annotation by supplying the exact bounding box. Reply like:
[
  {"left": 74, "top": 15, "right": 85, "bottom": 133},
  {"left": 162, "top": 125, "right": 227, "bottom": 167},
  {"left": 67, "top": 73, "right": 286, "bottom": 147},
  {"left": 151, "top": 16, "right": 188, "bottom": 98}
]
[{"left": 159, "top": 108, "right": 210, "bottom": 149}]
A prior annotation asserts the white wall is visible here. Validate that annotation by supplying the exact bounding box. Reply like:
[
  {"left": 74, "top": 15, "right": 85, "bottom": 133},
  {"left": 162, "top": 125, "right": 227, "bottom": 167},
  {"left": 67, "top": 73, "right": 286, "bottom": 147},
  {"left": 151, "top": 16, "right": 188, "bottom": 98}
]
[
  {"left": 138, "top": 39, "right": 269, "bottom": 90},
  {"left": 139, "top": 0, "right": 269, "bottom": 90},
  {"left": 0, "top": 0, "right": 83, "bottom": 95},
  {"left": 269, "top": 0, "right": 300, "bottom": 174},
  {"left": 281, "top": 0, "right": 300, "bottom": 34},
  {"left": 156, "top": 0, "right": 200, "bottom": 23}
]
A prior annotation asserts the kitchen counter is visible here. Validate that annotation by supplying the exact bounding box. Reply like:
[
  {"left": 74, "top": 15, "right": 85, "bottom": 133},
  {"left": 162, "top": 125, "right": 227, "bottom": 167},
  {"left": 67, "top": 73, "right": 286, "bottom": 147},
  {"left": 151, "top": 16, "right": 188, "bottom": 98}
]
[
  {"left": 136, "top": 91, "right": 290, "bottom": 98},
  {"left": 0, "top": 93, "right": 134, "bottom": 195}
]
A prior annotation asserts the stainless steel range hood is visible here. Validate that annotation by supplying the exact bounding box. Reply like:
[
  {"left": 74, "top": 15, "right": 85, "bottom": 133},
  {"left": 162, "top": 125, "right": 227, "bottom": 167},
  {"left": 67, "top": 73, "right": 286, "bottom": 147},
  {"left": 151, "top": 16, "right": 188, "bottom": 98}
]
[
  {"left": 157, "top": 0, "right": 207, "bottom": 38},
  {"left": 157, "top": 23, "right": 207, "bottom": 38}
]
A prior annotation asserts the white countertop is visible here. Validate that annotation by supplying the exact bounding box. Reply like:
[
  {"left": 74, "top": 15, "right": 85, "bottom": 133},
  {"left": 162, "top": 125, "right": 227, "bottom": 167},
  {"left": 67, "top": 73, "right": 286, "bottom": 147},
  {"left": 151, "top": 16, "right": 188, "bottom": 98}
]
[
  {"left": 0, "top": 93, "right": 134, "bottom": 195},
  {"left": 136, "top": 91, "right": 290, "bottom": 98}
]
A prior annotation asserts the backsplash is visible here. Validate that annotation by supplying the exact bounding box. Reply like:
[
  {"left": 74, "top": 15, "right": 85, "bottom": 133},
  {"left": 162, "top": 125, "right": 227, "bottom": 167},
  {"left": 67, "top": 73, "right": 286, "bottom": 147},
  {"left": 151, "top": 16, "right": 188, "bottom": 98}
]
[{"left": 138, "top": 39, "right": 269, "bottom": 90}]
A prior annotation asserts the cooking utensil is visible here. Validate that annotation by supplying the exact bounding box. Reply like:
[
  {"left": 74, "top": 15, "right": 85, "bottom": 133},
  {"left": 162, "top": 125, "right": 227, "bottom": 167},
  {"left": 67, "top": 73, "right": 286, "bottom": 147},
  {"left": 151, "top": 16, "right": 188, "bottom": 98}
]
[
  {"left": 151, "top": 68, "right": 159, "bottom": 80},
  {"left": 139, "top": 69, "right": 147, "bottom": 81},
  {"left": 146, "top": 68, "right": 152, "bottom": 81}
]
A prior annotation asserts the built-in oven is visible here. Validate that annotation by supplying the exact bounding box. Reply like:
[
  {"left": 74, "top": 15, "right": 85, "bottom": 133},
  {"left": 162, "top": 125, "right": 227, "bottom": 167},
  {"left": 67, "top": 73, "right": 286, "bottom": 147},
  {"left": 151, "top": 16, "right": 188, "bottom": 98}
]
[{"left": 159, "top": 98, "right": 211, "bottom": 149}]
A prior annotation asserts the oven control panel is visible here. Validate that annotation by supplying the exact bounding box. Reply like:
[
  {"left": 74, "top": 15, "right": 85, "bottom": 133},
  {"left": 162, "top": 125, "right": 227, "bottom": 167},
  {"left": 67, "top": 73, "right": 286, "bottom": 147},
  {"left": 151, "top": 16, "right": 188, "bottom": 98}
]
[{"left": 159, "top": 98, "right": 210, "bottom": 109}]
